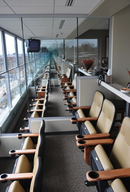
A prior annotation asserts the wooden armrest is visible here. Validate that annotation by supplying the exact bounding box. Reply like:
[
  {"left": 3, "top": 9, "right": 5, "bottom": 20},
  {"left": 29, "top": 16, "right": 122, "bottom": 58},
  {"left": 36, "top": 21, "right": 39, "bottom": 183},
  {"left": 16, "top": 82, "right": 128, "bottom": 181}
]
[
  {"left": 19, "top": 127, "right": 30, "bottom": 131},
  {"left": 29, "top": 104, "right": 44, "bottom": 106},
  {"left": 27, "top": 109, "right": 43, "bottom": 112},
  {"left": 64, "top": 89, "right": 76, "bottom": 93},
  {"left": 86, "top": 168, "right": 130, "bottom": 182},
  {"left": 0, "top": 173, "right": 33, "bottom": 182},
  {"left": 37, "top": 91, "right": 46, "bottom": 93},
  {"left": 17, "top": 133, "right": 39, "bottom": 138},
  {"left": 32, "top": 98, "right": 45, "bottom": 101},
  {"left": 67, "top": 106, "right": 90, "bottom": 111},
  {"left": 61, "top": 78, "right": 69, "bottom": 83},
  {"left": 9, "top": 149, "right": 36, "bottom": 155},
  {"left": 77, "top": 138, "right": 113, "bottom": 165},
  {"left": 75, "top": 133, "right": 110, "bottom": 141},
  {"left": 71, "top": 117, "right": 98, "bottom": 123},
  {"left": 76, "top": 138, "right": 113, "bottom": 148}
]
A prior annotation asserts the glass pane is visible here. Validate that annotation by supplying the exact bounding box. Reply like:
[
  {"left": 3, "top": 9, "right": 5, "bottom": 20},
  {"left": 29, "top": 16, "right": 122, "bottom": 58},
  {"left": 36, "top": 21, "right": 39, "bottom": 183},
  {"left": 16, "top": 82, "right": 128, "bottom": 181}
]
[
  {"left": 5, "top": 33, "right": 17, "bottom": 69},
  {"left": 65, "top": 39, "right": 77, "bottom": 62},
  {"left": 9, "top": 68, "right": 20, "bottom": 106},
  {"left": 78, "top": 39, "right": 98, "bottom": 69},
  {"left": 24, "top": 41, "right": 29, "bottom": 63},
  {"left": 0, "top": 31, "right": 5, "bottom": 72},
  {"left": 78, "top": 18, "right": 109, "bottom": 75},
  {"left": 19, "top": 65, "right": 26, "bottom": 94},
  {"left": 17, "top": 39, "right": 24, "bottom": 65},
  {"left": 0, "top": 73, "right": 9, "bottom": 127}
]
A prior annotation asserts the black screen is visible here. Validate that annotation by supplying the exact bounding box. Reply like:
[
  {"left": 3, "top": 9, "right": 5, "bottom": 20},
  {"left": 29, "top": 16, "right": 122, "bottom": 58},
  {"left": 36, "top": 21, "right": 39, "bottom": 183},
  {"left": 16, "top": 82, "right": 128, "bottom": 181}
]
[{"left": 27, "top": 39, "right": 40, "bottom": 52}]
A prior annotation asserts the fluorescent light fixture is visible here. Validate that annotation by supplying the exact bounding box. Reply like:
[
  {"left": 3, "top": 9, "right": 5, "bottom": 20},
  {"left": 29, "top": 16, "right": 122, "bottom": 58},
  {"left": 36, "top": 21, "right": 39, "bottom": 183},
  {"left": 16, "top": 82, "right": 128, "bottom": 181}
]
[
  {"left": 59, "top": 20, "right": 65, "bottom": 29},
  {"left": 65, "top": 0, "right": 75, "bottom": 6}
]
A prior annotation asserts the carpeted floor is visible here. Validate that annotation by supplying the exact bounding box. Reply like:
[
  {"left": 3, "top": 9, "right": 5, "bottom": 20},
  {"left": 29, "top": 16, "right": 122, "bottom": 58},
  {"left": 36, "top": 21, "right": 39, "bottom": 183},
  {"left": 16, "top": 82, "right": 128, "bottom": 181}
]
[
  {"left": 0, "top": 158, "right": 16, "bottom": 192},
  {"left": 42, "top": 134, "right": 97, "bottom": 192},
  {"left": 45, "top": 86, "right": 72, "bottom": 117}
]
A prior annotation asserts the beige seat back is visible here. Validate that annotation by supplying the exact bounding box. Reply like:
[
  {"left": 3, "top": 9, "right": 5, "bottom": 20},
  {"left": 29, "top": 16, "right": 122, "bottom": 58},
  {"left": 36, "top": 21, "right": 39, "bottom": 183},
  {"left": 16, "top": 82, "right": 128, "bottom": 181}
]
[
  {"left": 110, "top": 117, "right": 130, "bottom": 169},
  {"left": 14, "top": 155, "right": 32, "bottom": 173},
  {"left": 22, "top": 137, "right": 35, "bottom": 150},
  {"left": 8, "top": 181, "right": 25, "bottom": 192},
  {"left": 29, "top": 157, "right": 42, "bottom": 192},
  {"left": 89, "top": 91, "right": 104, "bottom": 118},
  {"left": 31, "top": 111, "right": 39, "bottom": 118},
  {"left": 66, "top": 67, "right": 71, "bottom": 78},
  {"left": 96, "top": 99, "right": 115, "bottom": 134},
  {"left": 72, "top": 73, "right": 77, "bottom": 89}
]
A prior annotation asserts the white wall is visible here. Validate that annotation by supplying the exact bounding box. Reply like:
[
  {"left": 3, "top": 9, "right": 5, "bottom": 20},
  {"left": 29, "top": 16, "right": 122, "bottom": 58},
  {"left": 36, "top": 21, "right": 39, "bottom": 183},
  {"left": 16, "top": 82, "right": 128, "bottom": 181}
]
[{"left": 111, "top": 5, "right": 130, "bottom": 86}]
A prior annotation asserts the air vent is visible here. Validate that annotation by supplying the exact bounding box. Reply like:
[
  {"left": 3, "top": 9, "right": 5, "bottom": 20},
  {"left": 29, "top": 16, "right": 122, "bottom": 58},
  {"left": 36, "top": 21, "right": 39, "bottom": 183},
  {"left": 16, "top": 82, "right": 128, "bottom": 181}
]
[
  {"left": 56, "top": 34, "right": 59, "bottom": 38},
  {"left": 65, "top": 0, "right": 75, "bottom": 6},
  {"left": 59, "top": 20, "right": 65, "bottom": 29}
]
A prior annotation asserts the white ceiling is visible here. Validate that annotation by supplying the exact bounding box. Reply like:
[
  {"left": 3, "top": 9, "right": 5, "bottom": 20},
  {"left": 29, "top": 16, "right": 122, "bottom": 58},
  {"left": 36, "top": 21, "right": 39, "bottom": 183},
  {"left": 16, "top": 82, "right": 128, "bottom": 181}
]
[{"left": 0, "top": 0, "right": 129, "bottom": 39}]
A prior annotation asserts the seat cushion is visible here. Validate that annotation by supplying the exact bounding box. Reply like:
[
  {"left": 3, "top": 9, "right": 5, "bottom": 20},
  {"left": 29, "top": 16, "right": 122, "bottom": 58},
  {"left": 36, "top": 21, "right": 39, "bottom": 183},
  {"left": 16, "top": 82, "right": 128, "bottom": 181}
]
[
  {"left": 14, "top": 155, "right": 32, "bottom": 173},
  {"left": 94, "top": 144, "right": 114, "bottom": 171},
  {"left": 77, "top": 109, "right": 86, "bottom": 118},
  {"left": 71, "top": 97, "right": 77, "bottom": 103},
  {"left": 84, "top": 121, "right": 97, "bottom": 134},
  {"left": 68, "top": 92, "right": 75, "bottom": 97},
  {"left": 8, "top": 181, "right": 25, "bottom": 192},
  {"left": 110, "top": 179, "right": 128, "bottom": 192},
  {"left": 32, "top": 111, "right": 39, "bottom": 117},
  {"left": 22, "top": 137, "right": 35, "bottom": 150}
]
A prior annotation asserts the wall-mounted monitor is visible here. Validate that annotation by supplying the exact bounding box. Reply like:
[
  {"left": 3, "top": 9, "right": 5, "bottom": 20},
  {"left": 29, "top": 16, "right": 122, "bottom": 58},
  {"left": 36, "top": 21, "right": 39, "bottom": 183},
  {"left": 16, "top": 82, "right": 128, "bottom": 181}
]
[{"left": 27, "top": 39, "right": 40, "bottom": 52}]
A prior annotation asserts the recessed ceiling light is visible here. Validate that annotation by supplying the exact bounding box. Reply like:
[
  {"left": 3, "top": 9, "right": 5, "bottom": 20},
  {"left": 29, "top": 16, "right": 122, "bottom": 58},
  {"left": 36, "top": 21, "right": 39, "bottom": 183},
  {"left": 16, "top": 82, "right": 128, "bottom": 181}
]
[
  {"left": 56, "top": 34, "right": 59, "bottom": 38},
  {"left": 65, "top": 0, "right": 75, "bottom": 6},
  {"left": 59, "top": 20, "right": 65, "bottom": 29}
]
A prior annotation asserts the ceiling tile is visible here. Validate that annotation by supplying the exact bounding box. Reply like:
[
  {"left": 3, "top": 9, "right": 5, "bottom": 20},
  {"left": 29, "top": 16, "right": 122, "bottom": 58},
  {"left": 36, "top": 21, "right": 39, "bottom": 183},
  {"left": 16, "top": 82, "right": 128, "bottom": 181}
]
[
  {"left": 12, "top": 6, "right": 53, "bottom": 14},
  {"left": 4, "top": 0, "right": 54, "bottom": 7}
]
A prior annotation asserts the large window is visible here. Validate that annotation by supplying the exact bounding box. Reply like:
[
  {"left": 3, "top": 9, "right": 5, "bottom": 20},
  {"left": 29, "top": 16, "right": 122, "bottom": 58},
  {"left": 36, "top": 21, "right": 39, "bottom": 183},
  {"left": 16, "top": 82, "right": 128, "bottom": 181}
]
[
  {"left": 19, "top": 65, "right": 26, "bottom": 94},
  {"left": 9, "top": 68, "right": 20, "bottom": 107},
  {"left": 0, "top": 31, "right": 5, "bottom": 72},
  {"left": 17, "top": 39, "right": 24, "bottom": 65},
  {"left": 5, "top": 33, "right": 17, "bottom": 69}
]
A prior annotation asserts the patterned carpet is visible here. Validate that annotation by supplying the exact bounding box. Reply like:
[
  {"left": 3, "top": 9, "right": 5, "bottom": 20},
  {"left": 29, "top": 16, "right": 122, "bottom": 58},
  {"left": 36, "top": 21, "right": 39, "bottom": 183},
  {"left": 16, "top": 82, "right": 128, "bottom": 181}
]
[{"left": 42, "top": 134, "right": 97, "bottom": 192}]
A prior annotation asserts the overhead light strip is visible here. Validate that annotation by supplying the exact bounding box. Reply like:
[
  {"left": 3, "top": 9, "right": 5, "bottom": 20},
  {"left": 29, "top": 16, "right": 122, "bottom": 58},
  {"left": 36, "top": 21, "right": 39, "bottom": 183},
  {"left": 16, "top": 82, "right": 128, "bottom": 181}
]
[
  {"left": 59, "top": 20, "right": 65, "bottom": 29},
  {"left": 65, "top": 0, "right": 75, "bottom": 6}
]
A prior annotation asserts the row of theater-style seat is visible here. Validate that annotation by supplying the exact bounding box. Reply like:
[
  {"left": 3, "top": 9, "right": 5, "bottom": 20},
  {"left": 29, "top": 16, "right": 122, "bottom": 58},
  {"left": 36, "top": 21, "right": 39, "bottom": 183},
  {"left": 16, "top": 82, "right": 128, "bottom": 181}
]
[
  {"left": 61, "top": 76, "right": 130, "bottom": 192},
  {"left": 0, "top": 77, "right": 48, "bottom": 191},
  {"left": 23, "top": 81, "right": 49, "bottom": 122},
  {"left": 0, "top": 120, "right": 45, "bottom": 192}
]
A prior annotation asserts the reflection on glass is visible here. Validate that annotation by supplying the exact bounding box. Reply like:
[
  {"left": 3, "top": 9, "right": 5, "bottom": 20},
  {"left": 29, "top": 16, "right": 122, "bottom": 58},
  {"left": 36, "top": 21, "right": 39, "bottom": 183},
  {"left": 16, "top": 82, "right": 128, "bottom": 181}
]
[
  {"left": 17, "top": 39, "right": 24, "bottom": 65},
  {"left": 65, "top": 39, "right": 77, "bottom": 61},
  {"left": 19, "top": 65, "right": 26, "bottom": 94},
  {"left": 65, "top": 39, "right": 98, "bottom": 70},
  {"left": 9, "top": 69, "right": 20, "bottom": 106},
  {"left": 5, "top": 33, "right": 17, "bottom": 69},
  {"left": 78, "top": 39, "right": 98, "bottom": 68},
  {"left": 0, "top": 31, "right": 5, "bottom": 72}
]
